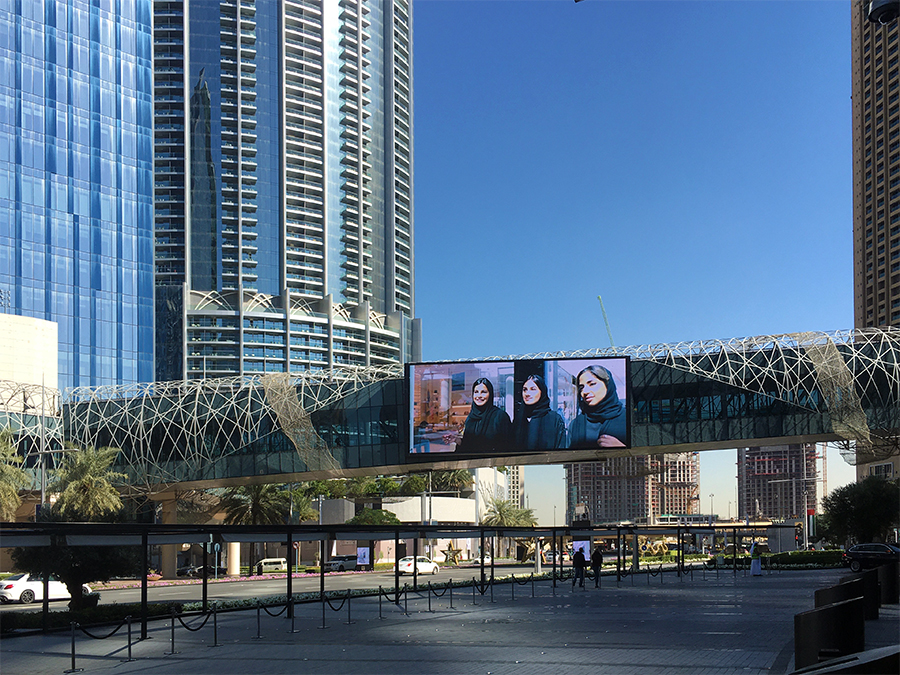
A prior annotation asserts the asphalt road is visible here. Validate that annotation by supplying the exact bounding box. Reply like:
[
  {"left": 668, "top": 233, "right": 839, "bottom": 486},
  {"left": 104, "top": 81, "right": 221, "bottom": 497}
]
[{"left": 0, "top": 562, "right": 540, "bottom": 612}]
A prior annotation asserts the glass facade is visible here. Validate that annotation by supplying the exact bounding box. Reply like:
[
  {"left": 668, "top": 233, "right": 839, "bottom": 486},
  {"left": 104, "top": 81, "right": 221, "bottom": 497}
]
[
  {"left": 153, "top": 0, "right": 419, "bottom": 381},
  {"left": 0, "top": 0, "right": 155, "bottom": 390}
]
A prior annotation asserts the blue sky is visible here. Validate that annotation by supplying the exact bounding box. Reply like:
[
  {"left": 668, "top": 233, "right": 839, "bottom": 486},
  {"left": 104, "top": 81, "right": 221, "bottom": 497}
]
[{"left": 411, "top": 0, "right": 857, "bottom": 524}]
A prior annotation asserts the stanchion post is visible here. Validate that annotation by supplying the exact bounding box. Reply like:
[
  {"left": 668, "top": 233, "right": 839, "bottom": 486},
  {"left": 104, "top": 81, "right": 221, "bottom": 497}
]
[
  {"left": 660, "top": 564, "right": 664, "bottom": 584},
  {"left": 427, "top": 582, "right": 432, "bottom": 613},
  {"left": 449, "top": 580, "right": 454, "bottom": 609},
  {"left": 165, "top": 607, "right": 179, "bottom": 655},
  {"left": 253, "top": 601, "right": 262, "bottom": 640},
  {"left": 346, "top": 590, "right": 353, "bottom": 625},
  {"left": 490, "top": 576, "right": 494, "bottom": 603},
  {"left": 531, "top": 573, "right": 535, "bottom": 598},
  {"left": 472, "top": 577, "right": 477, "bottom": 605},
  {"left": 121, "top": 616, "right": 136, "bottom": 663},
  {"left": 319, "top": 595, "right": 327, "bottom": 629},
  {"left": 511, "top": 574, "right": 515, "bottom": 601},
  {"left": 64, "top": 622, "right": 83, "bottom": 673},
  {"left": 404, "top": 583, "right": 409, "bottom": 616},
  {"left": 212, "top": 602, "right": 220, "bottom": 646}
]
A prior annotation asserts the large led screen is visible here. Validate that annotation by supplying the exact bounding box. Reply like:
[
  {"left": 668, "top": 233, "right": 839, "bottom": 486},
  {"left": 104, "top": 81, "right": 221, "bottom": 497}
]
[{"left": 408, "top": 357, "right": 630, "bottom": 457}]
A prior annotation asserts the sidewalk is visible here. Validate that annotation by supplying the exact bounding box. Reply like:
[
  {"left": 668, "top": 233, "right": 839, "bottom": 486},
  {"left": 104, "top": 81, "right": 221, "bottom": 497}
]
[{"left": 1, "top": 567, "right": 896, "bottom": 675}]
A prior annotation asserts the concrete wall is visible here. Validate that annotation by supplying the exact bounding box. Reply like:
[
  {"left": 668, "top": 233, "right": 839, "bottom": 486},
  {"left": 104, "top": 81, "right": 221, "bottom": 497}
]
[
  {"left": 383, "top": 495, "right": 476, "bottom": 524},
  {"left": 0, "top": 314, "right": 58, "bottom": 402}
]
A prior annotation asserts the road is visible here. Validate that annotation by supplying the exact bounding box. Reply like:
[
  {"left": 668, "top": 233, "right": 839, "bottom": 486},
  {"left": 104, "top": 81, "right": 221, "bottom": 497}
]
[{"left": 0, "top": 563, "right": 541, "bottom": 612}]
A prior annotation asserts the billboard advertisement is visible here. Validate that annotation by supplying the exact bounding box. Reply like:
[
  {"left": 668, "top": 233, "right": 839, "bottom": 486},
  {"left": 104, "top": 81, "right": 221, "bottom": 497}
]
[{"left": 408, "top": 357, "right": 630, "bottom": 457}]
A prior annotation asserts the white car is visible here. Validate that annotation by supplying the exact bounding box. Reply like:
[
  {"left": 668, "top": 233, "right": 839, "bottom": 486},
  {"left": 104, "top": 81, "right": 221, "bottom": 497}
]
[
  {"left": 471, "top": 554, "right": 492, "bottom": 565},
  {"left": 397, "top": 556, "right": 439, "bottom": 575},
  {"left": 0, "top": 573, "right": 91, "bottom": 604}
]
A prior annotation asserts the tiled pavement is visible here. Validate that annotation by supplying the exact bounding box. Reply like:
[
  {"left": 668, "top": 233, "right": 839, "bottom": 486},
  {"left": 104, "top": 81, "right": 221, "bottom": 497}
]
[{"left": 1, "top": 567, "right": 897, "bottom": 675}]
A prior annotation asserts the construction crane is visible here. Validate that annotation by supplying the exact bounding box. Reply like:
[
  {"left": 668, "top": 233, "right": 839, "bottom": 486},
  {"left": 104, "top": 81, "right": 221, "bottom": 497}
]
[{"left": 597, "top": 295, "right": 614, "bottom": 347}]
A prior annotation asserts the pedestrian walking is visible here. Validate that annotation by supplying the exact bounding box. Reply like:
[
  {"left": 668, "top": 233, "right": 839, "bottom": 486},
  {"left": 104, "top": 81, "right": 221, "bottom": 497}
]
[
  {"left": 572, "top": 548, "right": 587, "bottom": 588},
  {"left": 590, "top": 545, "right": 603, "bottom": 587},
  {"left": 750, "top": 542, "right": 762, "bottom": 576}
]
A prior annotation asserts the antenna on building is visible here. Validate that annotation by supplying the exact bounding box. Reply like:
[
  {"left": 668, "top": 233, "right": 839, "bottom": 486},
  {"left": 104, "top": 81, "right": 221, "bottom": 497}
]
[{"left": 597, "top": 295, "right": 615, "bottom": 347}]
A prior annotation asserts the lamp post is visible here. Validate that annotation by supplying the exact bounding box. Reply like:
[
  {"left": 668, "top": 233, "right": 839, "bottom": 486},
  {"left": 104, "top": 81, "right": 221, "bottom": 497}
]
[{"left": 709, "top": 494, "right": 714, "bottom": 522}]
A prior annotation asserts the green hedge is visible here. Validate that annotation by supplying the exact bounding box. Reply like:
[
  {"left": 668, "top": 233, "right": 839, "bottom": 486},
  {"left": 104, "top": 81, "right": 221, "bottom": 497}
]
[{"left": 0, "top": 601, "right": 182, "bottom": 633}]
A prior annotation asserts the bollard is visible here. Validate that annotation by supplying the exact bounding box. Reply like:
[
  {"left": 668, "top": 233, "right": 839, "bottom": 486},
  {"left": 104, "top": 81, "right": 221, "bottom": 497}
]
[
  {"left": 121, "top": 615, "right": 136, "bottom": 663},
  {"left": 165, "top": 607, "right": 179, "bottom": 655},
  {"left": 253, "top": 601, "right": 262, "bottom": 639},
  {"left": 64, "top": 622, "right": 83, "bottom": 673}
]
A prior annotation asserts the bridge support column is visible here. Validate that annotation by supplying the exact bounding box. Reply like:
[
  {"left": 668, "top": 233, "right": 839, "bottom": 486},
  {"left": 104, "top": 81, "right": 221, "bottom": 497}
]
[
  {"left": 159, "top": 497, "right": 178, "bottom": 580},
  {"left": 226, "top": 542, "right": 240, "bottom": 576}
]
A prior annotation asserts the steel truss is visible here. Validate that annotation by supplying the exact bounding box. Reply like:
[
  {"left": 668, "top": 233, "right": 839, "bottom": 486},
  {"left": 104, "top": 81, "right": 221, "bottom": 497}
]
[{"left": 1, "top": 329, "right": 897, "bottom": 488}]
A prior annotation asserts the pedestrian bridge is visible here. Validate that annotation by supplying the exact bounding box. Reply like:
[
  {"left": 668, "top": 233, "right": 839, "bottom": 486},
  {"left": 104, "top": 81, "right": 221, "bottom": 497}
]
[{"left": 4, "top": 328, "right": 899, "bottom": 492}]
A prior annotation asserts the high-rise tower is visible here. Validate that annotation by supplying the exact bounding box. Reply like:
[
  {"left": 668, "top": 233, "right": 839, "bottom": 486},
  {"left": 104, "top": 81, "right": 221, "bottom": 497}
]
[
  {"left": 852, "top": 1, "right": 900, "bottom": 329},
  {"left": 0, "top": 0, "right": 156, "bottom": 390},
  {"left": 851, "top": 1, "right": 900, "bottom": 481},
  {"left": 153, "top": 0, "right": 419, "bottom": 380}
]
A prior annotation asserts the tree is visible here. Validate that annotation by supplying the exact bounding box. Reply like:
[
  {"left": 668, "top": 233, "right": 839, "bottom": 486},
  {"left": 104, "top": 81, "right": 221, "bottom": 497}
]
[
  {"left": 0, "top": 429, "right": 30, "bottom": 521},
  {"left": 431, "top": 469, "right": 473, "bottom": 495},
  {"left": 821, "top": 476, "right": 900, "bottom": 545},
  {"left": 50, "top": 445, "right": 126, "bottom": 520},
  {"left": 376, "top": 476, "right": 400, "bottom": 497},
  {"left": 221, "top": 484, "right": 290, "bottom": 562},
  {"left": 347, "top": 476, "right": 377, "bottom": 498},
  {"left": 12, "top": 445, "right": 139, "bottom": 610},
  {"left": 289, "top": 488, "right": 320, "bottom": 523},
  {"left": 345, "top": 508, "right": 401, "bottom": 526},
  {"left": 480, "top": 495, "right": 537, "bottom": 527},
  {"left": 400, "top": 473, "right": 427, "bottom": 496}
]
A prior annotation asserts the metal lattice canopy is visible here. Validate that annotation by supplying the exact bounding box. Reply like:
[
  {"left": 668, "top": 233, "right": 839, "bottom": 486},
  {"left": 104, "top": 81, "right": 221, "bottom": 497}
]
[{"left": 2, "top": 329, "right": 898, "bottom": 492}]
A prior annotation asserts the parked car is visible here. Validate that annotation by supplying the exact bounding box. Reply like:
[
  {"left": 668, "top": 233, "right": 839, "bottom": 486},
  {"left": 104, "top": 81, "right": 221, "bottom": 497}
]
[
  {"left": 397, "top": 556, "right": 439, "bottom": 575},
  {"left": 324, "top": 555, "right": 358, "bottom": 572},
  {"left": 176, "top": 565, "right": 198, "bottom": 577},
  {"left": 190, "top": 565, "right": 227, "bottom": 577},
  {"left": 0, "top": 574, "right": 91, "bottom": 605},
  {"left": 841, "top": 543, "right": 900, "bottom": 572},
  {"left": 471, "top": 553, "right": 492, "bottom": 565},
  {"left": 542, "top": 550, "right": 570, "bottom": 564}
]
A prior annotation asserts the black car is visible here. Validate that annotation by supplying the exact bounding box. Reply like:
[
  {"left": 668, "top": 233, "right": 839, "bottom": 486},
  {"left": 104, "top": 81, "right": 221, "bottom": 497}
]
[{"left": 841, "top": 543, "right": 900, "bottom": 572}]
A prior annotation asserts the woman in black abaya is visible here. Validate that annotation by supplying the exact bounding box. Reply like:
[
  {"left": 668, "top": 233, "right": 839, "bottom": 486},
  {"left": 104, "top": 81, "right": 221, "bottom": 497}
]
[
  {"left": 567, "top": 365, "right": 627, "bottom": 448},
  {"left": 512, "top": 374, "right": 566, "bottom": 450},
  {"left": 447, "top": 378, "right": 512, "bottom": 453}
]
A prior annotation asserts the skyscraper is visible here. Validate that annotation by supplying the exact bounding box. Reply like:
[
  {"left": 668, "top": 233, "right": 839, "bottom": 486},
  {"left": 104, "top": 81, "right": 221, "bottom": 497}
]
[
  {"left": 737, "top": 444, "right": 818, "bottom": 521},
  {"left": 153, "top": 0, "right": 419, "bottom": 381},
  {"left": 852, "top": 1, "right": 900, "bottom": 329},
  {"left": 0, "top": 0, "right": 156, "bottom": 390},
  {"left": 565, "top": 453, "right": 699, "bottom": 526},
  {"left": 851, "top": 1, "right": 900, "bottom": 481}
]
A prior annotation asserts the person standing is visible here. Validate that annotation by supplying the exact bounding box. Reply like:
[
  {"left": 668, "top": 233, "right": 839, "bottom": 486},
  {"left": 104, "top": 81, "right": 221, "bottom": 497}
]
[
  {"left": 572, "top": 548, "right": 587, "bottom": 588},
  {"left": 590, "top": 545, "right": 604, "bottom": 588}
]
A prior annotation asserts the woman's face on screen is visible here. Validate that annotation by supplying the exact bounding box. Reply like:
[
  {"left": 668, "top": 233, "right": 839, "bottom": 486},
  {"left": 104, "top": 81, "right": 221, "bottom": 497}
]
[
  {"left": 522, "top": 379, "right": 542, "bottom": 405},
  {"left": 578, "top": 371, "right": 608, "bottom": 408},
  {"left": 472, "top": 383, "right": 490, "bottom": 407}
]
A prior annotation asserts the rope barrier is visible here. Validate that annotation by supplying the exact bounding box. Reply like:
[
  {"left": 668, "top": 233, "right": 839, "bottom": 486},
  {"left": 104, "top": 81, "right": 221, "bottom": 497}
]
[
  {"left": 176, "top": 611, "right": 212, "bottom": 632},
  {"left": 324, "top": 592, "right": 349, "bottom": 612},
  {"left": 76, "top": 616, "right": 129, "bottom": 640},
  {"left": 429, "top": 582, "right": 449, "bottom": 598},
  {"left": 261, "top": 602, "right": 287, "bottom": 617}
]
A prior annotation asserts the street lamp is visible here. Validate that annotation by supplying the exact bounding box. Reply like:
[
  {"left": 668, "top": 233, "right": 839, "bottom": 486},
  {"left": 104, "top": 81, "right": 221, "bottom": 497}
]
[{"left": 709, "top": 494, "right": 714, "bottom": 520}]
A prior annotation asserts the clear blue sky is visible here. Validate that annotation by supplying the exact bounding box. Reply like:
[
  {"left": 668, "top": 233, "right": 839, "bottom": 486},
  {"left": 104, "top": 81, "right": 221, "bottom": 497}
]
[{"left": 411, "top": 0, "right": 857, "bottom": 524}]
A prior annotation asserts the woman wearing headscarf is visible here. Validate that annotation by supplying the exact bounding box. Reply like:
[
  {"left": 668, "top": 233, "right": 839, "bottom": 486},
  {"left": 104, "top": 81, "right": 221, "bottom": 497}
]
[
  {"left": 512, "top": 374, "right": 566, "bottom": 450},
  {"left": 568, "top": 365, "right": 627, "bottom": 449},
  {"left": 452, "top": 377, "right": 512, "bottom": 454}
]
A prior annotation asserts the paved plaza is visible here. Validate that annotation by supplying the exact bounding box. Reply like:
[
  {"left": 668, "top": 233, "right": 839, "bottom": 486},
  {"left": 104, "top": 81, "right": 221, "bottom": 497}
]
[{"left": 1, "top": 567, "right": 897, "bottom": 675}]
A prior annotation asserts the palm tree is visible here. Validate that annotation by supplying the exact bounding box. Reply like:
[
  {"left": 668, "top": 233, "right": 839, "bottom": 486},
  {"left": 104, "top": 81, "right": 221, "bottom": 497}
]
[
  {"left": 480, "top": 495, "right": 538, "bottom": 559},
  {"left": 432, "top": 469, "right": 473, "bottom": 495},
  {"left": 221, "top": 484, "right": 290, "bottom": 562},
  {"left": 49, "top": 445, "right": 125, "bottom": 521},
  {"left": 0, "top": 430, "right": 30, "bottom": 520},
  {"left": 289, "top": 488, "right": 320, "bottom": 523}
]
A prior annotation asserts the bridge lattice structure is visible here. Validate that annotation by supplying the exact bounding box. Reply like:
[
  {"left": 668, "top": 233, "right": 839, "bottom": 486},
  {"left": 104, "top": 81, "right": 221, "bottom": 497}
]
[{"left": 1, "top": 328, "right": 898, "bottom": 490}]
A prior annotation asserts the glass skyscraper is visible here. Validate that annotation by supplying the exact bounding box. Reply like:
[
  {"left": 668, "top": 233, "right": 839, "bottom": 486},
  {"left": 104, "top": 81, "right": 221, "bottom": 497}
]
[
  {"left": 153, "top": 0, "right": 419, "bottom": 380},
  {"left": 0, "top": 0, "right": 156, "bottom": 390}
]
